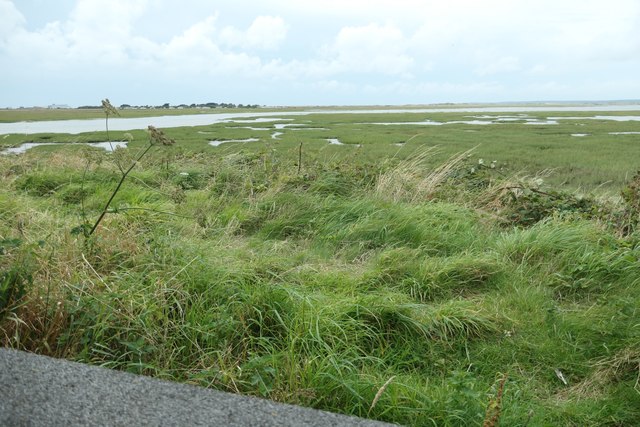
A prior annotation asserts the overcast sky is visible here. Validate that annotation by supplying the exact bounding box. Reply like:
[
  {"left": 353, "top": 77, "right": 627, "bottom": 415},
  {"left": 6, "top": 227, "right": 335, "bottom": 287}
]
[{"left": 1, "top": 0, "right": 639, "bottom": 107}]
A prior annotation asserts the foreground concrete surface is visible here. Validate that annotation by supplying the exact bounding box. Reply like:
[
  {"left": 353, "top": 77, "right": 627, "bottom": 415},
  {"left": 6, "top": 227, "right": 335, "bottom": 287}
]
[{"left": 0, "top": 348, "right": 394, "bottom": 426}]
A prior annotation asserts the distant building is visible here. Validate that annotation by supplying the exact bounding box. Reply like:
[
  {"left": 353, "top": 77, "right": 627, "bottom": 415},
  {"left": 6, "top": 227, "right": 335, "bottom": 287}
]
[{"left": 48, "top": 104, "right": 70, "bottom": 109}]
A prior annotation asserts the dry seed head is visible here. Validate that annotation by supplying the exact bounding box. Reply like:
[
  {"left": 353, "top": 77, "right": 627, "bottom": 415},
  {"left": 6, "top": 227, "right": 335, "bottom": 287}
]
[
  {"left": 368, "top": 376, "right": 396, "bottom": 415},
  {"left": 147, "top": 125, "right": 176, "bottom": 146},
  {"left": 101, "top": 98, "right": 119, "bottom": 116}
]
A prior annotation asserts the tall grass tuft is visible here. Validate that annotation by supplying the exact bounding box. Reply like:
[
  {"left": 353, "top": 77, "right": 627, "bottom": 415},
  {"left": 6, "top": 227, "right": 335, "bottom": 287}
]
[{"left": 376, "top": 147, "right": 474, "bottom": 203}]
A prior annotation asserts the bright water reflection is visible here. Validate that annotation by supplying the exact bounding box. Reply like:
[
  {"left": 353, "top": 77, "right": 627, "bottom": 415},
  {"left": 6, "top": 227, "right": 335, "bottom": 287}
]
[{"left": 1, "top": 141, "right": 127, "bottom": 155}]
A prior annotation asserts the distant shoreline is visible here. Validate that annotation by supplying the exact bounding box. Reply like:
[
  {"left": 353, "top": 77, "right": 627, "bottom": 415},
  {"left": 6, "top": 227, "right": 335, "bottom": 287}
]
[
  {"left": 1, "top": 104, "right": 640, "bottom": 135},
  {"left": 2, "top": 99, "right": 640, "bottom": 112}
]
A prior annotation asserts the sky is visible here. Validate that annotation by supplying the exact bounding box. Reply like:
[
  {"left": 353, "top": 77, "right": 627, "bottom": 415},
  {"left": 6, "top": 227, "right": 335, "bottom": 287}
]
[{"left": 1, "top": 0, "right": 639, "bottom": 107}]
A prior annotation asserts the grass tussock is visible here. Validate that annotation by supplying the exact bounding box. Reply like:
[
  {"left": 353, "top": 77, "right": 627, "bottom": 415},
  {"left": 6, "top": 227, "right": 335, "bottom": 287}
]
[{"left": 375, "top": 147, "right": 474, "bottom": 203}]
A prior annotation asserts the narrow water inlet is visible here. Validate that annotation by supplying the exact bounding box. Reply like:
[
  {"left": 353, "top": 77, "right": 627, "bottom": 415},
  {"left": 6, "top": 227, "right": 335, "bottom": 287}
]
[
  {"left": 209, "top": 138, "right": 260, "bottom": 147},
  {"left": 1, "top": 141, "right": 128, "bottom": 155},
  {"left": 325, "top": 138, "right": 362, "bottom": 147}
]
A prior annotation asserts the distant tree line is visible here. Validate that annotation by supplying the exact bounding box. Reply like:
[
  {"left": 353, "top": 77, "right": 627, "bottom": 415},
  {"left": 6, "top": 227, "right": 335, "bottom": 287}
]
[{"left": 76, "top": 102, "right": 260, "bottom": 110}]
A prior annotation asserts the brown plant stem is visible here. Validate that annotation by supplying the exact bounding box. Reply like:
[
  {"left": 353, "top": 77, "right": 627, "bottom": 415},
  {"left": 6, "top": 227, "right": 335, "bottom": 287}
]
[
  {"left": 483, "top": 373, "right": 508, "bottom": 427},
  {"left": 88, "top": 142, "right": 154, "bottom": 236}
]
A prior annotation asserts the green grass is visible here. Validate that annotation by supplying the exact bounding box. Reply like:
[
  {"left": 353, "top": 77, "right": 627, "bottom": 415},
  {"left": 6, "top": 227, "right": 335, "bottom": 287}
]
[
  {"left": 2, "top": 109, "right": 638, "bottom": 192},
  {"left": 1, "top": 110, "right": 639, "bottom": 426}
]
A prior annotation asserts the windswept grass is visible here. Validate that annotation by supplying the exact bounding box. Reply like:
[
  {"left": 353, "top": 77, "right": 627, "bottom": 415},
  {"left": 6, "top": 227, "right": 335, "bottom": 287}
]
[{"left": 1, "top": 114, "right": 639, "bottom": 426}]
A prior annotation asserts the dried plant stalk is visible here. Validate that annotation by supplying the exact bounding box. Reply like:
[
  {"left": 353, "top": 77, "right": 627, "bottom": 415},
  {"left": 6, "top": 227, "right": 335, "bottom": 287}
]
[{"left": 368, "top": 376, "right": 396, "bottom": 415}]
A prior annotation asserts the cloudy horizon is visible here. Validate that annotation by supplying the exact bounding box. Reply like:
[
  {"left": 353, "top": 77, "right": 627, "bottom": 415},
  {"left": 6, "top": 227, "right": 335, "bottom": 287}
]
[{"left": 1, "top": 0, "right": 639, "bottom": 108}]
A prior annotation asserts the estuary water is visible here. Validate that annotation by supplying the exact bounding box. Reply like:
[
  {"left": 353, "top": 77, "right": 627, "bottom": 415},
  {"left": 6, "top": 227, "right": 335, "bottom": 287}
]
[
  {"left": 1, "top": 105, "right": 639, "bottom": 135},
  {"left": 1, "top": 141, "right": 127, "bottom": 155}
]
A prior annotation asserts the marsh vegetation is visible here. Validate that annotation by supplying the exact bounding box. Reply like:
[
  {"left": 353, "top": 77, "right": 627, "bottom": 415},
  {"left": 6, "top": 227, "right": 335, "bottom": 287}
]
[{"left": 1, "top": 106, "right": 639, "bottom": 425}]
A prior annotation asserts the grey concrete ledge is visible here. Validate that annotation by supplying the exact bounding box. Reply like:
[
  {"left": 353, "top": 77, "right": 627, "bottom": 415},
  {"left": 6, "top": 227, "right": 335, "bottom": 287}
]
[{"left": 0, "top": 348, "right": 395, "bottom": 426}]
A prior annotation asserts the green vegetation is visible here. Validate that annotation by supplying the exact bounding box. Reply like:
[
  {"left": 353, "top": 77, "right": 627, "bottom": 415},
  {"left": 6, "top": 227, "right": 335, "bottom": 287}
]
[
  {"left": 2, "top": 108, "right": 639, "bottom": 191},
  {"left": 1, "top": 108, "right": 639, "bottom": 425}
]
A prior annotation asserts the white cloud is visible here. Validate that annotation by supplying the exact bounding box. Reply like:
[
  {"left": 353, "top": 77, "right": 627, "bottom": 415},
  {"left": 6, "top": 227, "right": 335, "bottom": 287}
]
[
  {"left": 2, "top": 0, "right": 152, "bottom": 65},
  {"left": 219, "top": 16, "right": 288, "bottom": 50},
  {"left": 1, "top": 0, "right": 639, "bottom": 105},
  {"left": 245, "top": 16, "right": 288, "bottom": 50},
  {"left": 243, "top": 23, "right": 415, "bottom": 80},
  {"left": 547, "top": 0, "right": 640, "bottom": 61},
  {"left": 145, "top": 15, "right": 268, "bottom": 76},
  {"left": 63, "top": 0, "right": 148, "bottom": 62},
  {"left": 67, "top": 0, "right": 148, "bottom": 36},
  {"left": 0, "top": 3, "right": 278, "bottom": 76},
  {"left": 0, "top": 0, "right": 25, "bottom": 41},
  {"left": 322, "top": 23, "right": 414, "bottom": 75},
  {"left": 164, "top": 15, "right": 218, "bottom": 53}
]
